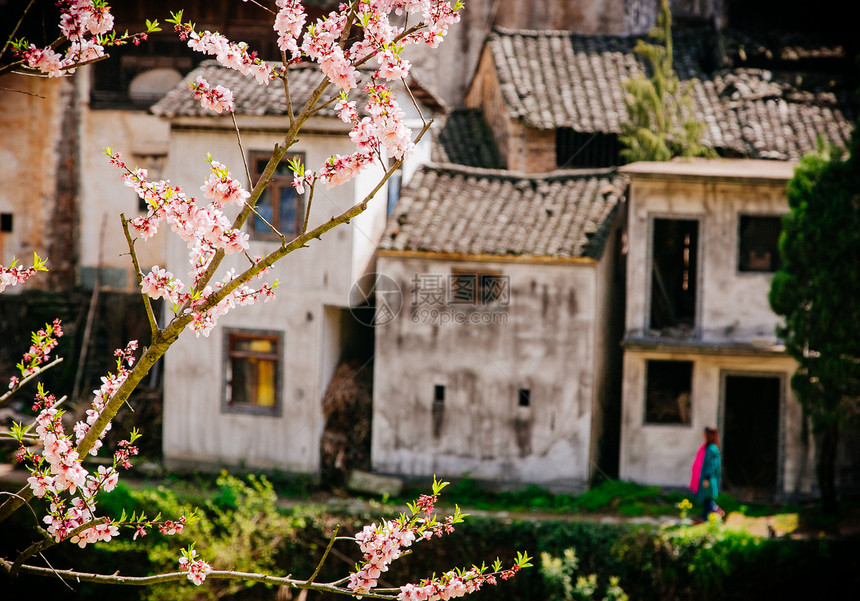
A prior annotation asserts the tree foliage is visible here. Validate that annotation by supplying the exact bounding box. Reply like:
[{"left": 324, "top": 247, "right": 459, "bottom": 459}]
[
  {"left": 619, "top": 0, "right": 713, "bottom": 162},
  {"left": 769, "top": 129, "right": 860, "bottom": 511}
]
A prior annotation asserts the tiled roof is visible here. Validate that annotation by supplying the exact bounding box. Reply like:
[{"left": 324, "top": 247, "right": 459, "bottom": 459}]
[
  {"left": 433, "top": 109, "right": 504, "bottom": 169},
  {"left": 151, "top": 61, "right": 444, "bottom": 118},
  {"left": 486, "top": 28, "right": 856, "bottom": 161},
  {"left": 380, "top": 164, "right": 626, "bottom": 260}
]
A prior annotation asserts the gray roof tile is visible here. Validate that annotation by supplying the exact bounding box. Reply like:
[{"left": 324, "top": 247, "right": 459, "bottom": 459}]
[
  {"left": 432, "top": 109, "right": 504, "bottom": 169},
  {"left": 486, "top": 28, "right": 856, "bottom": 161},
  {"left": 380, "top": 164, "right": 626, "bottom": 260},
  {"left": 151, "top": 60, "right": 444, "bottom": 119}
]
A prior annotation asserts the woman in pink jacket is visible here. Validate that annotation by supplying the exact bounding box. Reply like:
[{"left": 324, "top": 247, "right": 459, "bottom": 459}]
[{"left": 690, "top": 426, "right": 724, "bottom": 522}]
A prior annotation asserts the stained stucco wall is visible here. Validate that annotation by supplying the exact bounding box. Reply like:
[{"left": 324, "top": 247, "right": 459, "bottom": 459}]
[
  {"left": 160, "top": 117, "right": 392, "bottom": 473},
  {"left": 618, "top": 350, "right": 813, "bottom": 496},
  {"left": 0, "top": 75, "right": 67, "bottom": 285},
  {"left": 372, "top": 255, "right": 604, "bottom": 490}
]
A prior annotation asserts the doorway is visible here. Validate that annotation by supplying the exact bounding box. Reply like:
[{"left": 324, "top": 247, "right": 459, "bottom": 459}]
[{"left": 722, "top": 374, "right": 782, "bottom": 500}]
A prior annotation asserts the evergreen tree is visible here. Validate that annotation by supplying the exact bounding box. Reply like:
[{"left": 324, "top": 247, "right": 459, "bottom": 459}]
[
  {"left": 769, "top": 130, "right": 860, "bottom": 514},
  {"left": 620, "top": 0, "right": 713, "bottom": 162}
]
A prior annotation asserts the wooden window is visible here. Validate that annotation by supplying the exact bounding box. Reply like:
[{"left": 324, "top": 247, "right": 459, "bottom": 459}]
[
  {"left": 224, "top": 330, "right": 281, "bottom": 414},
  {"left": 645, "top": 360, "right": 692, "bottom": 425},
  {"left": 738, "top": 215, "right": 782, "bottom": 273},
  {"left": 249, "top": 151, "right": 305, "bottom": 240}
]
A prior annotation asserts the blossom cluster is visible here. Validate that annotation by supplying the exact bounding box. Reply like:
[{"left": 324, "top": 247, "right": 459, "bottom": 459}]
[
  {"left": 348, "top": 487, "right": 461, "bottom": 595},
  {"left": 0, "top": 255, "right": 45, "bottom": 294},
  {"left": 398, "top": 567, "right": 500, "bottom": 601},
  {"left": 190, "top": 76, "right": 235, "bottom": 114},
  {"left": 6, "top": 319, "right": 63, "bottom": 393},
  {"left": 171, "top": 1, "right": 462, "bottom": 194},
  {"left": 16, "top": 0, "right": 113, "bottom": 77},
  {"left": 274, "top": 0, "right": 308, "bottom": 60},
  {"left": 73, "top": 341, "right": 139, "bottom": 457},
  {"left": 179, "top": 546, "right": 213, "bottom": 585},
  {"left": 111, "top": 151, "right": 275, "bottom": 335},
  {"left": 398, "top": 559, "right": 524, "bottom": 601}
]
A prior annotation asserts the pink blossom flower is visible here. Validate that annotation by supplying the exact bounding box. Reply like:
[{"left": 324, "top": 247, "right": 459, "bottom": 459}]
[
  {"left": 190, "top": 77, "right": 234, "bottom": 114},
  {"left": 179, "top": 548, "right": 212, "bottom": 585}
]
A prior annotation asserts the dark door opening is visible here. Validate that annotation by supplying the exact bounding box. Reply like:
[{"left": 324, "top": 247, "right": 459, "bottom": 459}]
[
  {"left": 650, "top": 219, "right": 698, "bottom": 332},
  {"left": 723, "top": 375, "right": 781, "bottom": 500}
]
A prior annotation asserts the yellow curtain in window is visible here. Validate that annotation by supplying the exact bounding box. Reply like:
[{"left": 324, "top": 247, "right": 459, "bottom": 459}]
[{"left": 256, "top": 359, "right": 276, "bottom": 407}]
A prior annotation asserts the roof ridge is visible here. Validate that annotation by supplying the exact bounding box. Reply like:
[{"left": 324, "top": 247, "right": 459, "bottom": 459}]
[{"left": 425, "top": 162, "right": 619, "bottom": 181}]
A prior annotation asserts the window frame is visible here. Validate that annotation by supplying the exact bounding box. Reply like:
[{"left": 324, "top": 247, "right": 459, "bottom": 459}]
[
  {"left": 248, "top": 150, "right": 306, "bottom": 241},
  {"left": 737, "top": 214, "right": 784, "bottom": 274},
  {"left": 643, "top": 359, "right": 694, "bottom": 426},
  {"left": 222, "top": 328, "right": 283, "bottom": 416},
  {"left": 646, "top": 214, "right": 703, "bottom": 333}
]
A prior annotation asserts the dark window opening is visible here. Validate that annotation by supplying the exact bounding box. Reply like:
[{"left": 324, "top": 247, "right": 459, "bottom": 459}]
[
  {"left": 645, "top": 360, "right": 692, "bottom": 424},
  {"left": 518, "top": 388, "right": 531, "bottom": 407},
  {"left": 434, "top": 385, "right": 445, "bottom": 404},
  {"left": 450, "top": 270, "right": 509, "bottom": 306},
  {"left": 556, "top": 129, "right": 623, "bottom": 168},
  {"left": 650, "top": 218, "right": 698, "bottom": 331},
  {"left": 224, "top": 331, "right": 281, "bottom": 414},
  {"left": 250, "top": 151, "right": 305, "bottom": 240},
  {"left": 0, "top": 213, "right": 12, "bottom": 232},
  {"left": 738, "top": 215, "right": 782, "bottom": 272}
]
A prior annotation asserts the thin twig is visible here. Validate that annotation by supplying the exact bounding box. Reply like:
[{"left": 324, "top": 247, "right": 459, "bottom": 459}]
[
  {"left": 0, "top": 0, "right": 35, "bottom": 61},
  {"left": 301, "top": 179, "right": 316, "bottom": 235},
  {"left": 231, "top": 112, "right": 253, "bottom": 188},
  {"left": 0, "top": 560, "right": 401, "bottom": 598},
  {"left": 0, "top": 86, "right": 46, "bottom": 98},
  {"left": 121, "top": 214, "right": 160, "bottom": 338},
  {"left": 307, "top": 526, "right": 339, "bottom": 585},
  {"left": 280, "top": 51, "right": 294, "bottom": 127},
  {"left": 0, "top": 357, "right": 64, "bottom": 404}
]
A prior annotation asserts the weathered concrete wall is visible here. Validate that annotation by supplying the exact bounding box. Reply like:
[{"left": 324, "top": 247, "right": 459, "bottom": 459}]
[
  {"left": 160, "top": 116, "right": 396, "bottom": 473},
  {"left": 0, "top": 75, "right": 68, "bottom": 286},
  {"left": 623, "top": 163, "right": 792, "bottom": 341},
  {"left": 372, "top": 255, "right": 604, "bottom": 490},
  {"left": 618, "top": 350, "right": 813, "bottom": 496}
]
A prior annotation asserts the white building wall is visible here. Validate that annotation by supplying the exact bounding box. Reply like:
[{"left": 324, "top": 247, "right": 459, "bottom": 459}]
[
  {"left": 161, "top": 117, "right": 391, "bottom": 473},
  {"left": 372, "top": 255, "right": 603, "bottom": 490}
]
